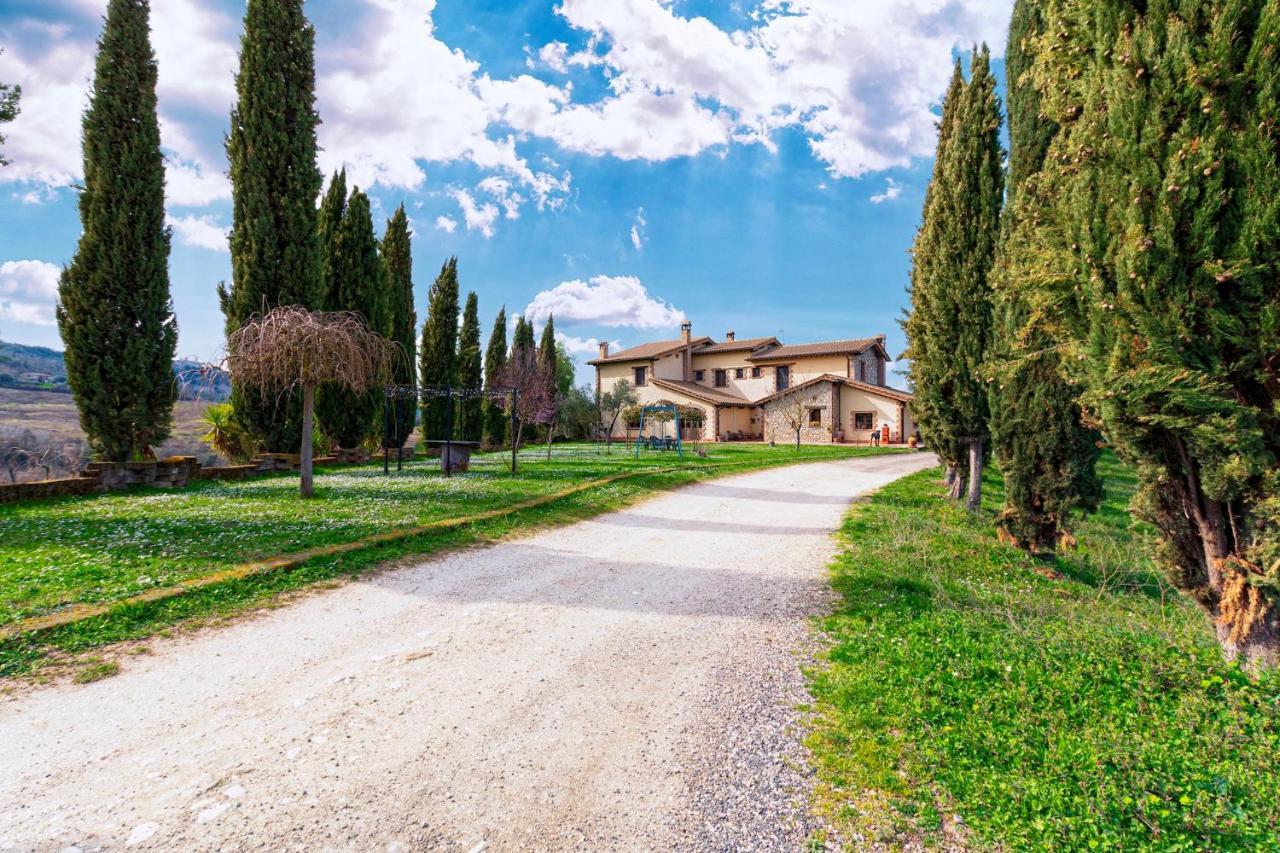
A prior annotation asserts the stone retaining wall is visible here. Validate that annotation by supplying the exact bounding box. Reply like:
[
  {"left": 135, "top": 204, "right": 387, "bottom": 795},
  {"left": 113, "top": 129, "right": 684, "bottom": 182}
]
[{"left": 0, "top": 451, "right": 356, "bottom": 505}]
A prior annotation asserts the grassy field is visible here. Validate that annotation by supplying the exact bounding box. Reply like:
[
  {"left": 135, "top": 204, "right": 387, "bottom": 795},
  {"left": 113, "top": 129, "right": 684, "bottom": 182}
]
[
  {"left": 806, "top": 456, "right": 1280, "bottom": 850},
  {"left": 0, "top": 387, "right": 218, "bottom": 466},
  {"left": 0, "top": 442, "right": 896, "bottom": 679}
]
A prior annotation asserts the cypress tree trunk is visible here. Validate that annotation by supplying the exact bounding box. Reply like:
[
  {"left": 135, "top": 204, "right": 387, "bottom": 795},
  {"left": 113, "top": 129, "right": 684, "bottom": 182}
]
[
  {"left": 57, "top": 0, "right": 176, "bottom": 463},
  {"left": 482, "top": 308, "right": 509, "bottom": 450},
  {"left": 300, "top": 385, "right": 314, "bottom": 498},
  {"left": 1029, "top": 0, "right": 1280, "bottom": 666},
  {"left": 219, "top": 0, "right": 322, "bottom": 453},
  {"left": 419, "top": 258, "right": 460, "bottom": 441},
  {"left": 382, "top": 205, "right": 416, "bottom": 450},
  {"left": 966, "top": 437, "right": 983, "bottom": 512}
]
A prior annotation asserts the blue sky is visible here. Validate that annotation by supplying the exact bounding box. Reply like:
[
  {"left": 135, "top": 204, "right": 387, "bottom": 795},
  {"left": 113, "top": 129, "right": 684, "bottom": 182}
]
[{"left": 0, "top": 0, "right": 1011, "bottom": 386}]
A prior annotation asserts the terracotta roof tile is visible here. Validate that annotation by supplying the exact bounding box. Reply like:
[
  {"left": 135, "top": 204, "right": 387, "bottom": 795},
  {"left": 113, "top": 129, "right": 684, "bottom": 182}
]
[
  {"left": 587, "top": 337, "right": 711, "bottom": 365},
  {"left": 692, "top": 336, "right": 779, "bottom": 354},
  {"left": 649, "top": 377, "right": 752, "bottom": 405},
  {"left": 747, "top": 336, "right": 884, "bottom": 362}
]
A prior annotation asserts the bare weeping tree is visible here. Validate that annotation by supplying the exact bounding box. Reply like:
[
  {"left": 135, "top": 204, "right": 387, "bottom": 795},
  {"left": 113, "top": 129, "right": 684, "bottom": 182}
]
[
  {"left": 226, "top": 307, "right": 398, "bottom": 497},
  {"left": 776, "top": 390, "right": 826, "bottom": 449}
]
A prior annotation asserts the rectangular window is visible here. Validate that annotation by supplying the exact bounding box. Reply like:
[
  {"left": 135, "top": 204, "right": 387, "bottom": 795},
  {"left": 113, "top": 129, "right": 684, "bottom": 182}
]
[
  {"left": 714, "top": 369, "right": 727, "bottom": 388},
  {"left": 808, "top": 407, "right": 822, "bottom": 426},
  {"left": 853, "top": 412, "right": 874, "bottom": 430},
  {"left": 734, "top": 367, "right": 745, "bottom": 379},
  {"left": 775, "top": 366, "right": 789, "bottom": 391},
  {"left": 751, "top": 366, "right": 762, "bottom": 378},
  {"left": 634, "top": 366, "right": 647, "bottom": 386},
  {"left": 857, "top": 361, "right": 865, "bottom": 382},
  {"left": 694, "top": 369, "right": 705, "bottom": 382}
]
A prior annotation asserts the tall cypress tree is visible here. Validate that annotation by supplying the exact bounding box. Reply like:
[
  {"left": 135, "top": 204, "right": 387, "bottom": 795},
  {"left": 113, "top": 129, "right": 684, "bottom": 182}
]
[
  {"left": 986, "top": 0, "right": 1102, "bottom": 552},
  {"left": 316, "top": 169, "right": 347, "bottom": 302},
  {"left": 315, "top": 186, "right": 385, "bottom": 448},
  {"left": 382, "top": 204, "right": 416, "bottom": 450},
  {"left": 1026, "top": 0, "right": 1280, "bottom": 665},
  {"left": 218, "top": 0, "right": 322, "bottom": 453},
  {"left": 536, "top": 315, "right": 559, "bottom": 447},
  {"left": 57, "top": 0, "right": 176, "bottom": 462},
  {"left": 482, "top": 307, "right": 508, "bottom": 449},
  {"left": 511, "top": 314, "right": 536, "bottom": 357},
  {"left": 456, "top": 292, "right": 483, "bottom": 443},
  {"left": 903, "top": 50, "right": 1004, "bottom": 509},
  {"left": 419, "top": 257, "right": 460, "bottom": 440}
]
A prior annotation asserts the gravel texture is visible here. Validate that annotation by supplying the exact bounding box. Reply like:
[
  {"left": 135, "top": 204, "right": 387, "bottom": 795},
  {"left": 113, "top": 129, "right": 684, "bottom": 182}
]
[{"left": 0, "top": 453, "right": 935, "bottom": 851}]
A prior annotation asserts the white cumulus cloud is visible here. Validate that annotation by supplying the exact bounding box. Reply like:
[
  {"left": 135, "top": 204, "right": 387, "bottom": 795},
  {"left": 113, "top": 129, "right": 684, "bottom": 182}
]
[
  {"left": 451, "top": 188, "right": 500, "bottom": 238},
  {"left": 434, "top": 215, "right": 458, "bottom": 233},
  {"left": 0, "top": 259, "right": 61, "bottom": 326},
  {"left": 870, "top": 178, "right": 903, "bottom": 204},
  {"left": 167, "top": 213, "right": 229, "bottom": 252},
  {"left": 630, "top": 207, "right": 647, "bottom": 251},
  {"left": 524, "top": 275, "right": 685, "bottom": 329}
]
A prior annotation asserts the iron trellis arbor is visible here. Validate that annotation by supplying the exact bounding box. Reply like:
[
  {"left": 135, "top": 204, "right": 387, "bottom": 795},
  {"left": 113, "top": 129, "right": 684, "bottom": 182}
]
[{"left": 383, "top": 384, "right": 518, "bottom": 474}]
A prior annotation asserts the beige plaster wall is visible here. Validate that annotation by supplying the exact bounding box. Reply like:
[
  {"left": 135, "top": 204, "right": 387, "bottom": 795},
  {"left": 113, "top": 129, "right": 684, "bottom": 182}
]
[
  {"left": 689, "top": 350, "right": 772, "bottom": 400},
  {"left": 840, "top": 386, "right": 909, "bottom": 442}
]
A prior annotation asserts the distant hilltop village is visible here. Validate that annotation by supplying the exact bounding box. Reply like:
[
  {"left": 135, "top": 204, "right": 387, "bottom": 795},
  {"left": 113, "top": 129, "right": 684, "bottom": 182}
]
[
  {"left": 590, "top": 322, "right": 915, "bottom": 445},
  {"left": 0, "top": 340, "right": 229, "bottom": 401}
]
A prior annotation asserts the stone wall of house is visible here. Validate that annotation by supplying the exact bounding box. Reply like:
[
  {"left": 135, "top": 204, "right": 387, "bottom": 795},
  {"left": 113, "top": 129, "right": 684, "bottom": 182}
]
[
  {"left": 851, "top": 349, "right": 880, "bottom": 385},
  {"left": 763, "top": 385, "right": 835, "bottom": 444}
]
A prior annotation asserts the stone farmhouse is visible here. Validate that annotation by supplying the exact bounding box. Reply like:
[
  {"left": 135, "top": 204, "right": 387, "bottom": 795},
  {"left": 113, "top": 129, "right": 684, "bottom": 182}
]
[{"left": 590, "top": 322, "right": 916, "bottom": 444}]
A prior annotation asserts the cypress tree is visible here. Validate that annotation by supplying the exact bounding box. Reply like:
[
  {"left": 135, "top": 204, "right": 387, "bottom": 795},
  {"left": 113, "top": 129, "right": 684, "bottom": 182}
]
[
  {"left": 56, "top": 0, "right": 176, "bottom": 462},
  {"left": 482, "top": 307, "right": 508, "bottom": 449},
  {"left": 419, "top": 257, "right": 460, "bottom": 439},
  {"left": 537, "top": 314, "right": 558, "bottom": 388},
  {"left": 315, "top": 186, "right": 386, "bottom": 448},
  {"left": 218, "top": 0, "right": 322, "bottom": 453},
  {"left": 903, "top": 49, "right": 1004, "bottom": 510},
  {"left": 537, "top": 315, "right": 559, "bottom": 448},
  {"left": 382, "top": 204, "right": 416, "bottom": 450},
  {"left": 316, "top": 169, "right": 347, "bottom": 302},
  {"left": 1026, "top": 0, "right": 1280, "bottom": 665},
  {"left": 986, "top": 0, "right": 1102, "bottom": 552},
  {"left": 511, "top": 314, "right": 536, "bottom": 356},
  {"left": 903, "top": 63, "right": 968, "bottom": 497},
  {"left": 456, "top": 292, "right": 483, "bottom": 443}
]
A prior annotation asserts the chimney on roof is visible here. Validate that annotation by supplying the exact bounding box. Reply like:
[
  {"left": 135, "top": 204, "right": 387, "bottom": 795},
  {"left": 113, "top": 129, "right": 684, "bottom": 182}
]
[
  {"left": 680, "top": 321, "right": 692, "bottom": 345},
  {"left": 725, "top": 330, "right": 735, "bottom": 342},
  {"left": 598, "top": 340, "right": 609, "bottom": 360}
]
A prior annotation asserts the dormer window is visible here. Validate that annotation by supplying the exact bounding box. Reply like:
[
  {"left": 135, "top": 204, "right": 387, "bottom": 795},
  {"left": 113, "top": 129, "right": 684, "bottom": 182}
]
[{"left": 634, "top": 366, "right": 647, "bottom": 386}]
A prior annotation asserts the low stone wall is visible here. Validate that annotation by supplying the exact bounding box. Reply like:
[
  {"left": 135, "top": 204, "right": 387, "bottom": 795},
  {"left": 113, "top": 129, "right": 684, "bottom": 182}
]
[{"left": 0, "top": 451, "right": 358, "bottom": 505}]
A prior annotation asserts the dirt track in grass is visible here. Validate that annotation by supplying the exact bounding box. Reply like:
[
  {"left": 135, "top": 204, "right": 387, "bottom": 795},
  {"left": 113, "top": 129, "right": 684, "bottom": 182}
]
[{"left": 0, "top": 452, "right": 935, "bottom": 851}]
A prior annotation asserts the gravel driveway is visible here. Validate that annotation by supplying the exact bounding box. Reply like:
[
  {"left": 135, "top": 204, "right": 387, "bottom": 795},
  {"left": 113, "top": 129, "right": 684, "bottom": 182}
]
[{"left": 0, "top": 452, "right": 935, "bottom": 851}]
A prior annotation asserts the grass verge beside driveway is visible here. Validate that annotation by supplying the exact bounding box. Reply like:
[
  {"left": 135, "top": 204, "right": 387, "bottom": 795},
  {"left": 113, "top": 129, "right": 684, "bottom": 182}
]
[
  {"left": 806, "top": 455, "right": 1279, "bottom": 849},
  {"left": 1, "top": 443, "right": 895, "bottom": 681}
]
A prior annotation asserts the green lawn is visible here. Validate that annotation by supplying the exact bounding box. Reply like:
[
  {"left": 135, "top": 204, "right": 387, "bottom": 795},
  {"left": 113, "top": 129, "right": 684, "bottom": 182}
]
[
  {"left": 807, "top": 456, "right": 1280, "bottom": 850},
  {"left": 1, "top": 442, "right": 895, "bottom": 679}
]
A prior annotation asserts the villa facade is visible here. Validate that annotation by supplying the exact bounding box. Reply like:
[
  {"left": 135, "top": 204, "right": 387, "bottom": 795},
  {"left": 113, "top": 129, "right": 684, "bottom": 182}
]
[{"left": 590, "top": 322, "right": 916, "bottom": 444}]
